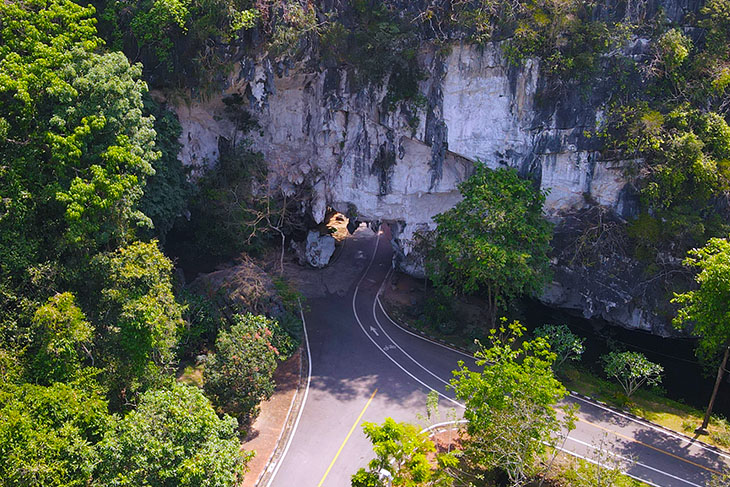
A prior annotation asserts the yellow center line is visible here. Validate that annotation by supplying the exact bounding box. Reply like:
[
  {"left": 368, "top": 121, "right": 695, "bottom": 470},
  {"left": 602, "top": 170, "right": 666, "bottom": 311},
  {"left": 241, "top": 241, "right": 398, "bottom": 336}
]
[
  {"left": 318, "top": 388, "right": 378, "bottom": 487},
  {"left": 571, "top": 414, "right": 723, "bottom": 474}
]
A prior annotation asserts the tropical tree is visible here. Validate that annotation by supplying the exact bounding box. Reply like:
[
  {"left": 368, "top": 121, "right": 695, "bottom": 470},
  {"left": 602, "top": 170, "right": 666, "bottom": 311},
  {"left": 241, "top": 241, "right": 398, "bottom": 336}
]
[
  {"left": 351, "top": 418, "right": 456, "bottom": 487},
  {"left": 450, "top": 319, "right": 574, "bottom": 486},
  {"left": 0, "top": 0, "right": 160, "bottom": 343},
  {"left": 533, "top": 324, "right": 584, "bottom": 369},
  {"left": 95, "top": 240, "right": 184, "bottom": 399},
  {"left": 673, "top": 236, "right": 730, "bottom": 430},
  {"left": 97, "top": 383, "right": 249, "bottom": 487},
  {"left": 601, "top": 351, "right": 663, "bottom": 398},
  {"left": 203, "top": 313, "right": 280, "bottom": 429},
  {"left": 30, "top": 292, "right": 94, "bottom": 384},
  {"left": 428, "top": 166, "right": 552, "bottom": 327},
  {"left": 0, "top": 381, "right": 110, "bottom": 487}
]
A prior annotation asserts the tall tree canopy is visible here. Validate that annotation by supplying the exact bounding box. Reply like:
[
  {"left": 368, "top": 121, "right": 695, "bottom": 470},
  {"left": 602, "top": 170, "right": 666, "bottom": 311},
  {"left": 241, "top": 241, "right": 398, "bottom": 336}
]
[
  {"left": 672, "top": 236, "right": 730, "bottom": 430},
  {"left": 451, "top": 319, "right": 573, "bottom": 485},
  {"left": 94, "top": 240, "right": 183, "bottom": 399},
  {"left": 0, "top": 381, "right": 110, "bottom": 487},
  {"left": 673, "top": 236, "right": 730, "bottom": 359},
  {"left": 0, "top": 0, "right": 157, "bottom": 255},
  {"left": 0, "top": 0, "right": 160, "bottom": 343}
]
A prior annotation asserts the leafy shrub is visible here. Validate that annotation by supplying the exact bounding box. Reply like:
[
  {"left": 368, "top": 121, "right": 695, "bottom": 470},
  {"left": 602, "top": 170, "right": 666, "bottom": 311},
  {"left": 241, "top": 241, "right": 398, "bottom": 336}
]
[
  {"left": 203, "top": 313, "right": 279, "bottom": 429},
  {"left": 178, "top": 289, "right": 224, "bottom": 357},
  {"left": 710, "top": 428, "right": 730, "bottom": 448},
  {"left": 97, "top": 383, "right": 248, "bottom": 486},
  {"left": 534, "top": 324, "right": 585, "bottom": 369}
]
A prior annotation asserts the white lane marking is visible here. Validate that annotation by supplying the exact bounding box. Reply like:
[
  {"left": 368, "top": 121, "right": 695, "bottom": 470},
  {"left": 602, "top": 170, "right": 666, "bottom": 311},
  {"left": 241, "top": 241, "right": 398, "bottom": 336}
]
[
  {"left": 375, "top": 270, "right": 474, "bottom": 360},
  {"left": 371, "top": 279, "right": 451, "bottom": 387},
  {"left": 265, "top": 300, "right": 313, "bottom": 487},
  {"left": 369, "top": 326, "right": 379, "bottom": 337},
  {"left": 569, "top": 395, "right": 730, "bottom": 461},
  {"left": 375, "top": 270, "right": 730, "bottom": 464},
  {"left": 565, "top": 436, "right": 705, "bottom": 487},
  {"left": 352, "top": 232, "right": 463, "bottom": 408},
  {"left": 552, "top": 444, "right": 663, "bottom": 487}
]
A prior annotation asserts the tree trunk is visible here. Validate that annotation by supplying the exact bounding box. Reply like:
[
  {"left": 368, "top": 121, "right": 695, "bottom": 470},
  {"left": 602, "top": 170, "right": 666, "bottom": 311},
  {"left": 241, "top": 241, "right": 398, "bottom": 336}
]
[
  {"left": 487, "top": 286, "right": 496, "bottom": 328},
  {"left": 278, "top": 229, "right": 285, "bottom": 275},
  {"left": 699, "top": 345, "right": 730, "bottom": 433},
  {"left": 489, "top": 286, "right": 500, "bottom": 329}
]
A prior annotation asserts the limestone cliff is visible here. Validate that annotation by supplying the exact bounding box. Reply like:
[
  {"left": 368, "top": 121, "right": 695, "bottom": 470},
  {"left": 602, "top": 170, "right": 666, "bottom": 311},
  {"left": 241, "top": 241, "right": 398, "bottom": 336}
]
[{"left": 170, "top": 41, "right": 677, "bottom": 335}]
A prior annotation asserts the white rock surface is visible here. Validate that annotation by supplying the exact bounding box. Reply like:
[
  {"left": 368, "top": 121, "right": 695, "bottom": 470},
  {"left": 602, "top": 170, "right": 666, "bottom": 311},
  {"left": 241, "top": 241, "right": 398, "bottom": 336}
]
[
  {"left": 173, "top": 44, "right": 628, "bottom": 239},
  {"left": 304, "top": 231, "right": 335, "bottom": 268}
]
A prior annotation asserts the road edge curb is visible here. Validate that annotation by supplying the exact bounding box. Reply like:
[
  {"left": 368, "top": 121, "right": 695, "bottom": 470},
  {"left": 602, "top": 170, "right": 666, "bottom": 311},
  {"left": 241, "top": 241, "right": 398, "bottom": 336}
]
[{"left": 255, "top": 304, "right": 313, "bottom": 486}]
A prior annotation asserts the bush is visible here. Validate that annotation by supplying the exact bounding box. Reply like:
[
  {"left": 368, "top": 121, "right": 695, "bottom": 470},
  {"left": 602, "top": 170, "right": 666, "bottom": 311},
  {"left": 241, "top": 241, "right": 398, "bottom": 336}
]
[
  {"left": 97, "top": 383, "right": 248, "bottom": 487},
  {"left": 178, "top": 289, "right": 224, "bottom": 357},
  {"left": 203, "top": 313, "right": 279, "bottom": 429}
]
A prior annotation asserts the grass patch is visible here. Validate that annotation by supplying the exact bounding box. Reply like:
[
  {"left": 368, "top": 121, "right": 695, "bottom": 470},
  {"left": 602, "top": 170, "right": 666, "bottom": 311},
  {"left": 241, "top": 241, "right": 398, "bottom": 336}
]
[
  {"left": 561, "top": 364, "right": 730, "bottom": 450},
  {"left": 547, "top": 451, "right": 651, "bottom": 486},
  {"left": 385, "top": 301, "right": 482, "bottom": 354},
  {"left": 178, "top": 363, "right": 204, "bottom": 388}
]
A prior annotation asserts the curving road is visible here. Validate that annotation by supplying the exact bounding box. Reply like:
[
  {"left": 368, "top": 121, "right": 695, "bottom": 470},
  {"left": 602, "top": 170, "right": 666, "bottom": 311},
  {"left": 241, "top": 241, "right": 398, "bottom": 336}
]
[{"left": 266, "top": 225, "right": 729, "bottom": 487}]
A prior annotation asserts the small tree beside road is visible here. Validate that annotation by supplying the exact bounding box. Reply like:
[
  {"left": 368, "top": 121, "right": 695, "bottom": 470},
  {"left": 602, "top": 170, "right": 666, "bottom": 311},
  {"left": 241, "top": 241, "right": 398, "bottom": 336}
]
[
  {"left": 451, "top": 319, "right": 575, "bottom": 486},
  {"left": 351, "top": 418, "right": 456, "bottom": 487},
  {"left": 602, "top": 351, "right": 663, "bottom": 398},
  {"left": 203, "top": 313, "right": 279, "bottom": 430}
]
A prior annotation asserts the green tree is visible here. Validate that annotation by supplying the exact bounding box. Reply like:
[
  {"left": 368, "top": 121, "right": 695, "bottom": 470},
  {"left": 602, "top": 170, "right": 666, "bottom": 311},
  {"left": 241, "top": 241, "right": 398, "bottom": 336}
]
[
  {"left": 99, "top": 0, "right": 258, "bottom": 80},
  {"left": 97, "top": 383, "right": 249, "bottom": 487},
  {"left": 181, "top": 143, "right": 267, "bottom": 260},
  {"left": 130, "top": 0, "right": 191, "bottom": 70},
  {"left": 96, "top": 241, "right": 183, "bottom": 398},
  {"left": 673, "top": 236, "right": 730, "bottom": 430},
  {"left": 450, "top": 319, "right": 574, "bottom": 486},
  {"left": 533, "top": 324, "right": 584, "bottom": 369},
  {"left": 30, "top": 292, "right": 94, "bottom": 384},
  {"left": 0, "top": 381, "right": 110, "bottom": 487},
  {"left": 0, "top": 0, "right": 160, "bottom": 341},
  {"left": 601, "top": 351, "right": 663, "bottom": 398},
  {"left": 351, "top": 418, "right": 456, "bottom": 487},
  {"left": 0, "top": 0, "right": 157, "bottom": 255},
  {"left": 429, "top": 166, "right": 552, "bottom": 327},
  {"left": 203, "top": 313, "right": 279, "bottom": 429},
  {"left": 606, "top": 105, "right": 730, "bottom": 255}
]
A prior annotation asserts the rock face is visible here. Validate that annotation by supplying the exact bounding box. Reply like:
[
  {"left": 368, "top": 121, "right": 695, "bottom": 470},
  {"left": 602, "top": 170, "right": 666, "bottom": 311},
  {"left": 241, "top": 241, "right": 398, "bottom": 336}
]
[{"left": 169, "top": 41, "right": 673, "bottom": 334}]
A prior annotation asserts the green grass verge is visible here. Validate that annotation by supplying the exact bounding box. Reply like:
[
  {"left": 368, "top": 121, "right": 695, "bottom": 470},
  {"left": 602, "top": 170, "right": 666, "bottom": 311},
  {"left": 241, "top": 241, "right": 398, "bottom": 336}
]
[
  {"left": 561, "top": 364, "right": 730, "bottom": 450},
  {"left": 550, "top": 452, "right": 651, "bottom": 486}
]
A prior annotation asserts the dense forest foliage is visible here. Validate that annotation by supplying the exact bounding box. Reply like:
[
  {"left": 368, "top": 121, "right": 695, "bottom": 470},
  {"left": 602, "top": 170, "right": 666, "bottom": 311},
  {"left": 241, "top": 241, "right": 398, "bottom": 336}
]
[
  {"left": 2, "top": 0, "right": 730, "bottom": 484},
  {"left": 0, "top": 0, "right": 299, "bottom": 484}
]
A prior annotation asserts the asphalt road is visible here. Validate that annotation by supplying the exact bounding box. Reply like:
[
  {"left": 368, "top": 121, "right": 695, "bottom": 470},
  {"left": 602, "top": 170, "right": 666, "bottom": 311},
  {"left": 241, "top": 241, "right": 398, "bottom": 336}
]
[{"left": 267, "top": 225, "right": 729, "bottom": 487}]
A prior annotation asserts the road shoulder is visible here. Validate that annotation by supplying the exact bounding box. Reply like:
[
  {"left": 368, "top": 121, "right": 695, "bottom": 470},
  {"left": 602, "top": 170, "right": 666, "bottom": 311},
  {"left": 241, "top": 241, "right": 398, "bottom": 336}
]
[{"left": 242, "top": 348, "right": 303, "bottom": 487}]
